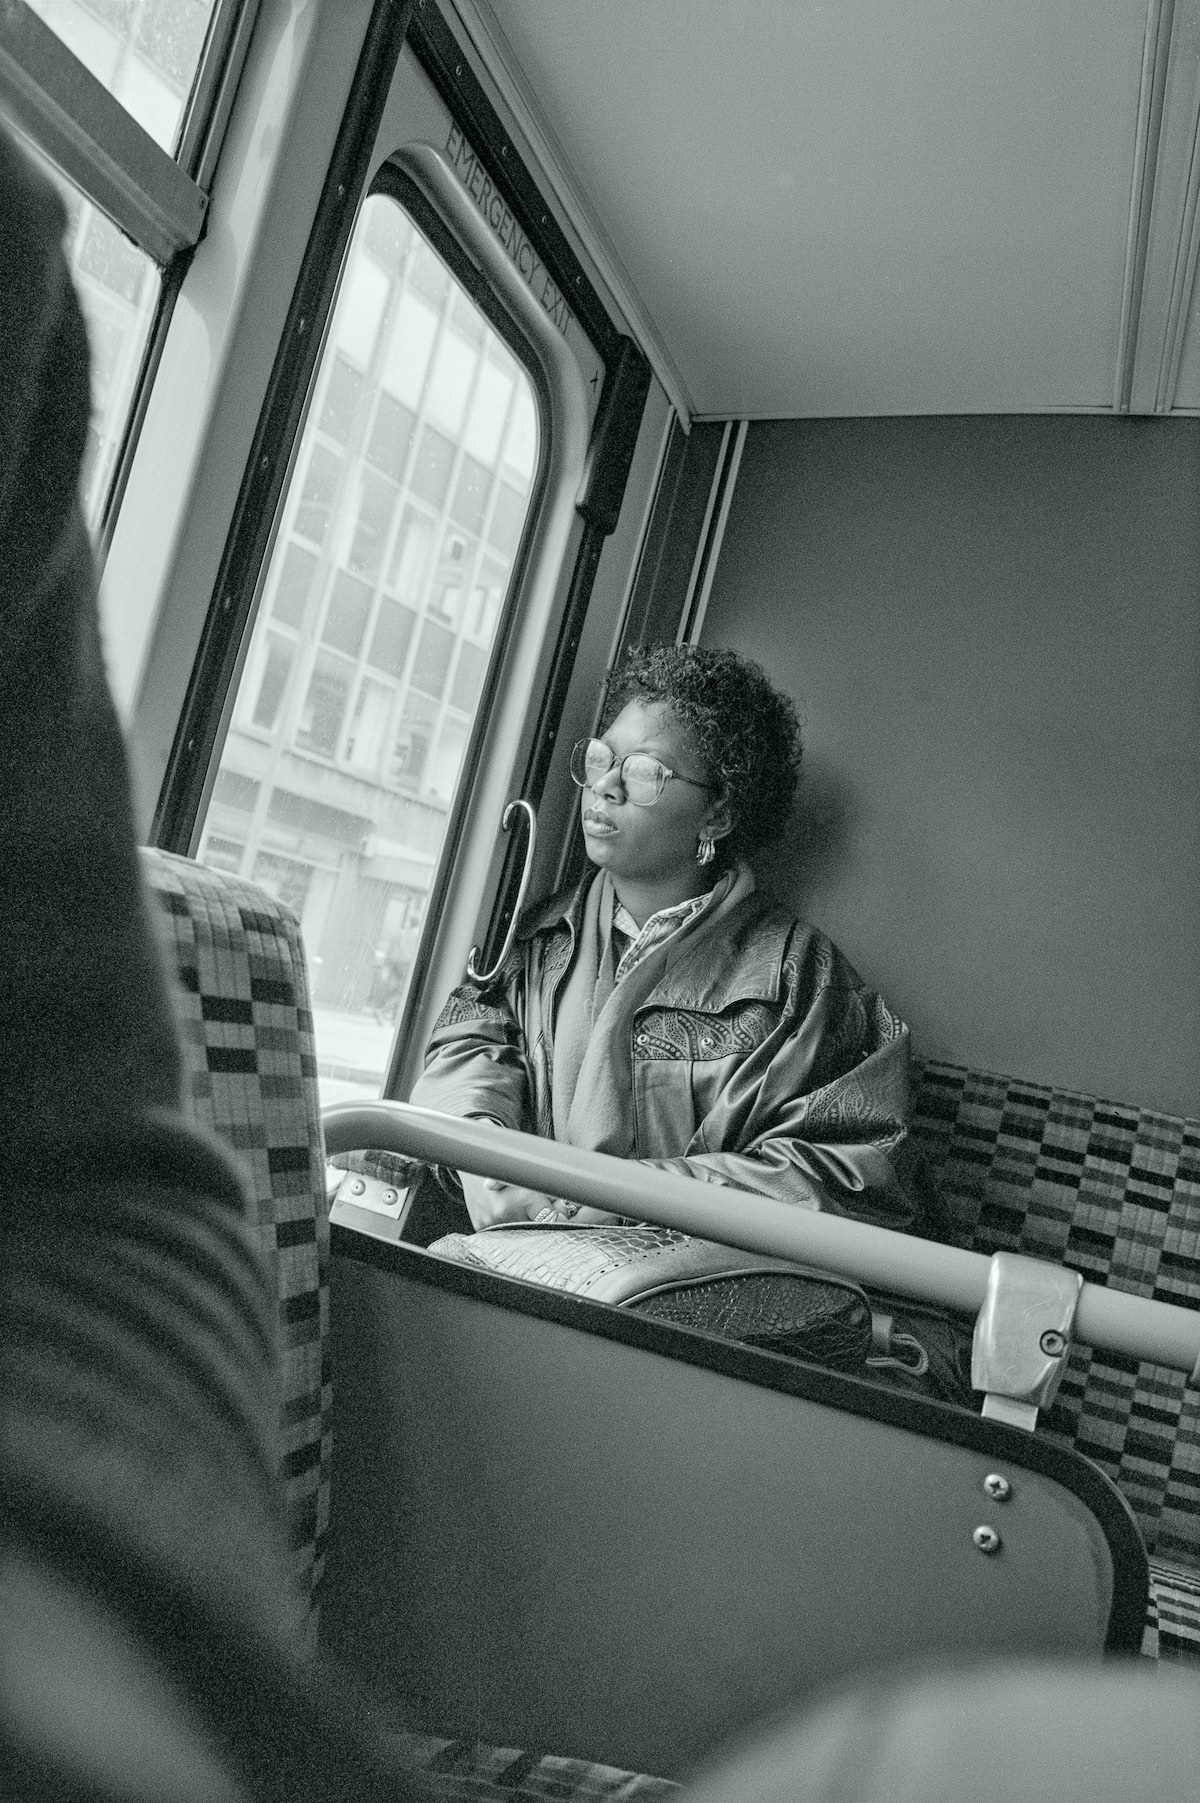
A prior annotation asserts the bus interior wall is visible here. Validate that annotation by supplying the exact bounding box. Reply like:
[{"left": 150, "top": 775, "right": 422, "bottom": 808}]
[{"left": 697, "top": 412, "right": 1200, "bottom": 1119}]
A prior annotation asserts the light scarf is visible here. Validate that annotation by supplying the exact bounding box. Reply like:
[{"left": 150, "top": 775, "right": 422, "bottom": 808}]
[{"left": 550, "top": 863, "right": 756, "bottom": 1155}]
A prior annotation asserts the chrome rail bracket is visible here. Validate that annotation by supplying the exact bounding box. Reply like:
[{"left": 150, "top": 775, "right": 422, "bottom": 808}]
[{"left": 972, "top": 1251, "right": 1083, "bottom": 1431}]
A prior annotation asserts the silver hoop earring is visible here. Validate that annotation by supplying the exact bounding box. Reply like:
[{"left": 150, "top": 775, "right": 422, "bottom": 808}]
[{"left": 696, "top": 834, "right": 716, "bottom": 867}]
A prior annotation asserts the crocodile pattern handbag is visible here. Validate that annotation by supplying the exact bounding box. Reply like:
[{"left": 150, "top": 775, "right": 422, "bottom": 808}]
[{"left": 429, "top": 1224, "right": 876, "bottom": 1371}]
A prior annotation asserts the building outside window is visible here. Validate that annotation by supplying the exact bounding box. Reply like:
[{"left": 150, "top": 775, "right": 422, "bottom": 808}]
[{"left": 199, "top": 194, "right": 541, "bottom": 1103}]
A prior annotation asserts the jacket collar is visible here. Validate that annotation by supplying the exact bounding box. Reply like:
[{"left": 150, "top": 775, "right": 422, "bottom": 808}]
[{"left": 519, "top": 878, "right": 589, "bottom": 944}]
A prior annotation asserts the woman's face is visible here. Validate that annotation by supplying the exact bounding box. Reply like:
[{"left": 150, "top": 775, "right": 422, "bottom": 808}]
[{"left": 579, "top": 698, "right": 728, "bottom": 888}]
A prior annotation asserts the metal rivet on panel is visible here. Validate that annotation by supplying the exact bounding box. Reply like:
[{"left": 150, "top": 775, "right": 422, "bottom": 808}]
[
  {"left": 983, "top": 1474, "right": 1012, "bottom": 1502},
  {"left": 972, "top": 1525, "right": 1002, "bottom": 1555},
  {"left": 383, "top": 1189, "right": 398, "bottom": 1205},
  {"left": 350, "top": 1179, "right": 366, "bottom": 1196},
  {"left": 1040, "top": 1329, "right": 1067, "bottom": 1357}
]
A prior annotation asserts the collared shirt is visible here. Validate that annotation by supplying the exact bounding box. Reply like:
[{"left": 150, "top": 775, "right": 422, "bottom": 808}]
[{"left": 612, "top": 890, "right": 712, "bottom": 983}]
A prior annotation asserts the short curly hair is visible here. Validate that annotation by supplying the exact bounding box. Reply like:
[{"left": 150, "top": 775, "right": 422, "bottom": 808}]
[{"left": 601, "top": 644, "right": 802, "bottom": 863}]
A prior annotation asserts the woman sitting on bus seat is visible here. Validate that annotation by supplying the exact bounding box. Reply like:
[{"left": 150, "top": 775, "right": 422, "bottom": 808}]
[{"left": 413, "top": 643, "right": 942, "bottom": 1239}]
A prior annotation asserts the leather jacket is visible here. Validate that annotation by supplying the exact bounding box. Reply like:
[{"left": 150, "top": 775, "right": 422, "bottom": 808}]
[{"left": 413, "top": 877, "right": 939, "bottom": 1232}]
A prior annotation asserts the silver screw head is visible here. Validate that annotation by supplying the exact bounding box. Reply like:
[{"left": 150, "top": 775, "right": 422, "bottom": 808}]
[
  {"left": 973, "top": 1525, "right": 1002, "bottom": 1555},
  {"left": 983, "top": 1473, "right": 1012, "bottom": 1502},
  {"left": 1040, "top": 1329, "right": 1067, "bottom": 1357}
]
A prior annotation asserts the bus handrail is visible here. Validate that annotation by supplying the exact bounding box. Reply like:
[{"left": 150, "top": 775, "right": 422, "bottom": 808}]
[
  {"left": 323, "top": 1100, "right": 1200, "bottom": 1386},
  {"left": 465, "top": 799, "right": 537, "bottom": 985}
]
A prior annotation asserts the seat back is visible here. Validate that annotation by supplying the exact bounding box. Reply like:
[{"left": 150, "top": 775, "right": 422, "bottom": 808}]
[
  {"left": 142, "top": 849, "right": 331, "bottom": 1626},
  {"left": 323, "top": 1233, "right": 1146, "bottom": 1777}
]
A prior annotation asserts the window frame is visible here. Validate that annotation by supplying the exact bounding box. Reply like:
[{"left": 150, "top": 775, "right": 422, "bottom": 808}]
[
  {"left": 151, "top": 0, "right": 419, "bottom": 855},
  {"left": 150, "top": 16, "right": 649, "bottom": 1103}
]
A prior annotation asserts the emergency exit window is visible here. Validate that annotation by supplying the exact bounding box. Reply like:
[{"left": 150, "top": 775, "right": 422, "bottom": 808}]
[{"left": 197, "top": 194, "right": 541, "bottom": 1104}]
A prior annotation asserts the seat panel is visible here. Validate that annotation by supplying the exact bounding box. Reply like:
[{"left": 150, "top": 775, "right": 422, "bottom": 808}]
[{"left": 142, "top": 848, "right": 331, "bottom": 1620}]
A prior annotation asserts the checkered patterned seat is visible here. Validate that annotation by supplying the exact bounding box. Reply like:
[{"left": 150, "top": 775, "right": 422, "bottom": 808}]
[
  {"left": 391, "top": 1736, "right": 679, "bottom": 1800},
  {"left": 912, "top": 1060, "right": 1200, "bottom": 1664},
  {"left": 141, "top": 849, "right": 331, "bottom": 1636}
]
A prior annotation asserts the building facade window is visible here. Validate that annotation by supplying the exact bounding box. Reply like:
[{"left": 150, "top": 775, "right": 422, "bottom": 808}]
[{"left": 198, "top": 193, "right": 542, "bottom": 1103}]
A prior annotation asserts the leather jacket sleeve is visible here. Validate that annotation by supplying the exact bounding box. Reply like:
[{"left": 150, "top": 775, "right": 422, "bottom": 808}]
[
  {"left": 638, "top": 1111, "right": 928, "bottom": 1234},
  {"left": 410, "top": 975, "right": 536, "bottom": 1135}
]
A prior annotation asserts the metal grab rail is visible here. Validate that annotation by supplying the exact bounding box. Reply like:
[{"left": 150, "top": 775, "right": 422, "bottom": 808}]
[
  {"left": 323, "top": 1100, "right": 1200, "bottom": 1386},
  {"left": 465, "top": 799, "right": 537, "bottom": 985}
]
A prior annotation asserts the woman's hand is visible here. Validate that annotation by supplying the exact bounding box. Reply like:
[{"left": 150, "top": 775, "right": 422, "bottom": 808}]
[
  {"left": 460, "top": 1173, "right": 553, "bottom": 1227},
  {"left": 458, "top": 1173, "right": 620, "bottom": 1229}
]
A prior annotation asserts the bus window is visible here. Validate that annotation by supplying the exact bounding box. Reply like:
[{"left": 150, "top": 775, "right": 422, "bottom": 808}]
[
  {"left": 16, "top": 134, "right": 161, "bottom": 530},
  {"left": 6, "top": 0, "right": 256, "bottom": 534},
  {"left": 197, "top": 193, "right": 541, "bottom": 1106},
  {"left": 23, "top": 0, "right": 218, "bottom": 153}
]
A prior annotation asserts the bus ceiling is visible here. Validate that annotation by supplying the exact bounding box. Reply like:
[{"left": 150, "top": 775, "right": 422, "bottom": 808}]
[{"left": 450, "top": 0, "right": 1200, "bottom": 421}]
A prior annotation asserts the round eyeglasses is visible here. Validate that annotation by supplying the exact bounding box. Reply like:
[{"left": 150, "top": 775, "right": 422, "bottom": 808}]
[{"left": 569, "top": 737, "right": 712, "bottom": 807}]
